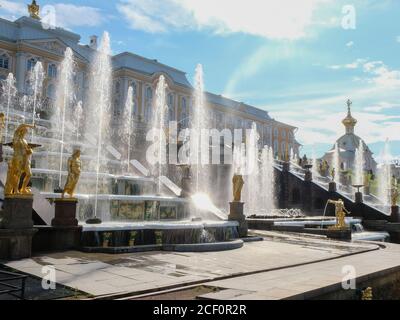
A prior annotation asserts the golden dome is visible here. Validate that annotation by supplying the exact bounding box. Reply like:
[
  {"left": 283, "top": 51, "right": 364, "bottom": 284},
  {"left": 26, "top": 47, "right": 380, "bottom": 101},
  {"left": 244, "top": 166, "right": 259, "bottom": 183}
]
[{"left": 342, "top": 99, "right": 357, "bottom": 134}]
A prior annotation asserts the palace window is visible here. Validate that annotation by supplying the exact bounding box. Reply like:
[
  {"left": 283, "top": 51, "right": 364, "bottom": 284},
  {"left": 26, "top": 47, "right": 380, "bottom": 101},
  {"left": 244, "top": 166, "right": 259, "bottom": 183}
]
[
  {"left": 130, "top": 81, "right": 137, "bottom": 96},
  {"left": 47, "top": 84, "right": 55, "bottom": 100},
  {"left": 273, "top": 128, "right": 279, "bottom": 138},
  {"left": 48, "top": 63, "right": 57, "bottom": 78},
  {"left": 146, "top": 86, "right": 153, "bottom": 100},
  {"left": 282, "top": 130, "right": 287, "bottom": 139},
  {"left": 27, "top": 58, "right": 36, "bottom": 71},
  {"left": 0, "top": 54, "right": 9, "bottom": 69}
]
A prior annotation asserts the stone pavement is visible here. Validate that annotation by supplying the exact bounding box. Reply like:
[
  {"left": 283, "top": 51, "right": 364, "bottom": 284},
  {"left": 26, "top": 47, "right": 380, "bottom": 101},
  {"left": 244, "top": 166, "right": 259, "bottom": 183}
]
[
  {"left": 198, "top": 231, "right": 400, "bottom": 300},
  {"left": 2, "top": 232, "right": 380, "bottom": 298}
]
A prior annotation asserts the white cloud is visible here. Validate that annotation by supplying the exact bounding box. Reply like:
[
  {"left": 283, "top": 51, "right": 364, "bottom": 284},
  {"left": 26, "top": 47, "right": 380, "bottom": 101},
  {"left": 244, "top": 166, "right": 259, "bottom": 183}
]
[
  {"left": 0, "top": 0, "right": 26, "bottom": 20},
  {"left": 50, "top": 4, "right": 106, "bottom": 28},
  {"left": 362, "top": 61, "right": 400, "bottom": 88},
  {"left": 0, "top": 1, "right": 105, "bottom": 28},
  {"left": 396, "top": 36, "right": 400, "bottom": 43},
  {"left": 363, "top": 102, "right": 400, "bottom": 113},
  {"left": 346, "top": 41, "right": 354, "bottom": 47},
  {"left": 328, "top": 58, "right": 366, "bottom": 70},
  {"left": 117, "top": 0, "right": 333, "bottom": 40}
]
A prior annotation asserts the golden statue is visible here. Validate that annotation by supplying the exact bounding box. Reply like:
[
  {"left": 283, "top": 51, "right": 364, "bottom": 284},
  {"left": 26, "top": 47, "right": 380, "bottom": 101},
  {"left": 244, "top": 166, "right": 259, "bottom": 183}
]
[
  {"left": 330, "top": 168, "right": 336, "bottom": 181},
  {"left": 361, "top": 287, "right": 373, "bottom": 300},
  {"left": 0, "top": 112, "right": 5, "bottom": 143},
  {"left": 232, "top": 174, "right": 244, "bottom": 202},
  {"left": 62, "top": 149, "right": 81, "bottom": 198},
  {"left": 391, "top": 188, "right": 399, "bottom": 207},
  {"left": 327, "top": 199, "right": 350, "bottom": 230},
  {"left": 28, "top": 0, "right": 40, "bottom": 20},
  {"left": 4, "top": 124, "right": 35, "bottom": 196}
]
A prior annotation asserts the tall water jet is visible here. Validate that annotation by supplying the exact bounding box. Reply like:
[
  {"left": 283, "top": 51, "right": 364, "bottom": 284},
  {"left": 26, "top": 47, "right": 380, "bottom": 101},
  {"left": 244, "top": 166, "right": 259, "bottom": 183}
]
[
  {"left": 1, "top": 73, "right": 17, "bottom": 141},
  {"left": 333, "top": 142, "right": 340, "bottom": 185},
  {"left": 260, "top": 145, "right": 276, "bottom": 213},
  {"left": 86, "top": 32, "right": 112, "bottom": 222},
  {"left": 377, "top": 139, "right": 392, "bottom": 206},
  {"left": 54, "top": 47, "right": 75, "bottom": 188},
  {"left": 122, "top": 86, "right": 134, "bottom": 174},
  {"left": 149, "top": 75, "right": 168, "bottom": 194},
  {"left": 191, "top": 64, "right": 209, "bottom": 194},
  {"left": 311, "top": 147, "right": 319, "bottom": 178},
  {"left": 73, "top": 101, "right": 83, "bottom": 142},
  {"left": 28, "top": 61, "right": 45, "bottom": 141},
  {"left": 21, "top": 95, "right": 28, "bottom": 123},
  {"left": 354, "top": 141, "right": 365, "bottom": 186},
  {"left": 243, "top": 123, "right": 260, "bottom": 215}
]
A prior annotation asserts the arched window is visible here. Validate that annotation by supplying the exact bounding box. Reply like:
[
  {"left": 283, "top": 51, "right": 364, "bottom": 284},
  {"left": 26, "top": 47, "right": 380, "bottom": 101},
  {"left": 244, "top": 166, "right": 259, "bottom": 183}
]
[
  {"left": 115, "top": 81, "right": 121, "bottom": 95},
  {"left": 273, "top": 140, "right": 279, "bottom": 155},
  {"left": 273, "top": 127, "right": 279, "bottom": 138},
  {"left": 130, "top": 81, "right": 137, "bottom": 96},
  {"left": 47, "top": 84, "right": 55, "bottom": 100},
  {"left": 282, "top": 130, "right": 287, "bottom": 139},
  {"left": 0, "top": 54, "right": 9, "bottom": 69},
  {"left": 48, "top": 63, "right": 57, "bottom": 78},
  {"left": 27, "top": 58, "right": 36, "bottom": 71},
  {"left": 146, "top": 86, "right": 153, "bottom": 100}
]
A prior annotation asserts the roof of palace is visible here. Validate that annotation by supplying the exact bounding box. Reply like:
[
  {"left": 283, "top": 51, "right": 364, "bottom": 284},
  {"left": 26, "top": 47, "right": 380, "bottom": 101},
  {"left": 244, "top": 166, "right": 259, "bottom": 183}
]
[
  {"left": 0, "top": 14, "right": 298, "bottom": 130},
  {"left": 205, "top": 92, "right": 272, "bottom": 121},
  {"left": 113, "top": 52, "right": 192, "bottom": 88}
]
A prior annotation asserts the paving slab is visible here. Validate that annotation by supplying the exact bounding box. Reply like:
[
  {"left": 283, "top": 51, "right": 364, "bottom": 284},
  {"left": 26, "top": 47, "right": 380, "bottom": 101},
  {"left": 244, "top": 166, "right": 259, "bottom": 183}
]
[{"left": 1, "top": 232, "right": 382, "bottom": 297}]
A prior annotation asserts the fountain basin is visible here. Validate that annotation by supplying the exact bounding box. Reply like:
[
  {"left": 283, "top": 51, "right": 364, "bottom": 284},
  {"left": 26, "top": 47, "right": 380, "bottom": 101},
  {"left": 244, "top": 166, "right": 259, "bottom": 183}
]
[{"left": 80, "top": 220, "right": 240, "bottom": 251}]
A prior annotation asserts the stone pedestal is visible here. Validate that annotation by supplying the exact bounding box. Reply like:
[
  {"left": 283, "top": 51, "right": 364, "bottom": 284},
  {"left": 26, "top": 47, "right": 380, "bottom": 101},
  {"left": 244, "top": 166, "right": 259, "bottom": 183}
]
[
  {"left": 326, "top": 228, "right": 352, "bottom": 240},
  {"left": 52, "top": 198, "right": 78, "bottom": 227},
  {"left": 304, "top": 171, "right": 312, "bottom": 182},
  {"left": 0, "top": 195, "right": 37, "bottom": 260},
  {"left": 391, "top": 206, "right": 399, "bottom": 223},
  {"left": 355, "top": 192, "right": 363, "bottom": 204},
  {"left": 328, "top": 182, "right": 337, "bottom": 193},
  {"left": 228, "top": 202, "right": 248, "bottom": 237},
  {"left": 0, "top": 228, "right": 37, "bottom": 260},
  {"left": 282, "top": 162, "right": 290, "bottom": 172},
  {"left": 1, "top": 195, "right": 34, "bottom": 229}
]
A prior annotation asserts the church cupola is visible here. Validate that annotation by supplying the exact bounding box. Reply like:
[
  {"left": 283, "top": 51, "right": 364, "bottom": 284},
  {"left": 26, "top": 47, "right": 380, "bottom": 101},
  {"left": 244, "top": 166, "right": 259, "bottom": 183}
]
[{"left": 342, "top": 99, "right": 357, "bottom": 134}]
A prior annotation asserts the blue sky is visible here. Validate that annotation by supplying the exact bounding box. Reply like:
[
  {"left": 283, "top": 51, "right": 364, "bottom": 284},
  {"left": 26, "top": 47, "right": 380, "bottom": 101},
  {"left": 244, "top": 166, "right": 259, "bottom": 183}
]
[{"left": 1, "top": 0, "right": 400, "bottom": 160}]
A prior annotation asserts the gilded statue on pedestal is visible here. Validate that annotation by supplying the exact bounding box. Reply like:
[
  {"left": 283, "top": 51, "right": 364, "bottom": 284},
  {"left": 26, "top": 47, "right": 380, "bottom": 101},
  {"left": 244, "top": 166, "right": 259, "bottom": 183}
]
[
  {"left": 232, "top": 174, "right": 244, "bottom": 202},
  {"left": 330, "top": 168, "right": 336, "bottom": 182},
  {"left": 4, "top": 124, "right": 35, "bottom": 196},
  {"left": 0, "top": 112, "right": 5, "bottom": 143},
  {"left": 62, "top": 149, "right": 81, "bottom": 198},
  {"left": 327, "top": 199, "right": 350, "bottom": 230}
]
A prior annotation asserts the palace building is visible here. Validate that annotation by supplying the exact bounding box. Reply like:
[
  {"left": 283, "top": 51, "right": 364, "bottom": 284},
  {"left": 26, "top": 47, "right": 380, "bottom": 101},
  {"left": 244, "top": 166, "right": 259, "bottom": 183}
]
[{"left": 0, "top": 2, "right": 300, "bottom": 160}]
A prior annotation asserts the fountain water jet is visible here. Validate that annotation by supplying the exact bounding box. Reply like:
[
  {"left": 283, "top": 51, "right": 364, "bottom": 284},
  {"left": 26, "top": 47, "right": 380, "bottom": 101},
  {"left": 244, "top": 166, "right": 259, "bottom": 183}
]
[
  {"left": 85, "top": 32, "right": 112, "bottom": 222},
  {"left": 122, "top": 86, "right": 134, "bottom": 174},
  {"left": 377, "top": 139, "right": 392, "bottom": 206},
  {"left": 73, "top": 101, "right": 83, "bottom": 142},
  {"left": 28, "top": 61, "right": 45, "bottom": 141},
  {"left": 1, "top": 73, "right": 17, "bottom": 141},
  {"left": 354, "top": 141, "right": 365, "bottom": 186},
  {"left": 333, "top": 142, "right": 340, "bottom": 185},
  {"left": 54, "top": 47, "right": 75, "bottom": 188},
  {"left": 191, "top": 64, "right": 209, "bottom": 195}
]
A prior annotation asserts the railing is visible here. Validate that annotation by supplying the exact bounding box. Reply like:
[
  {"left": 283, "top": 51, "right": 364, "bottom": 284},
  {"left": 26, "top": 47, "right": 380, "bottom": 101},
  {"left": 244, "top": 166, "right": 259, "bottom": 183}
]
[{"left": 0, "top": 270, "right": 27, "bottom": 300}]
